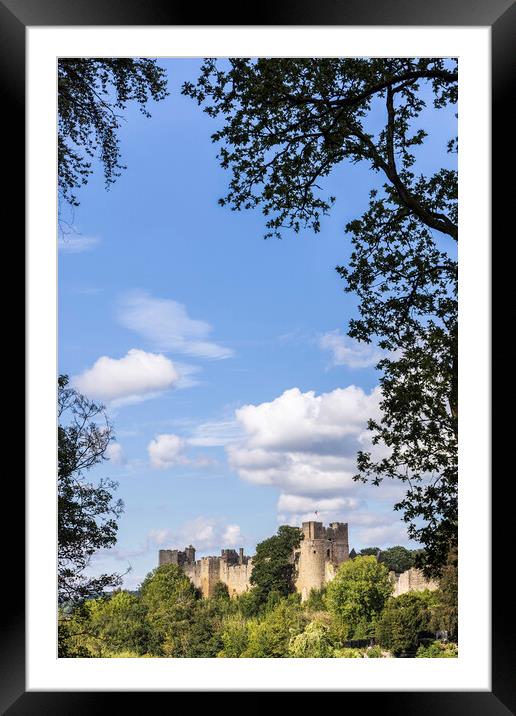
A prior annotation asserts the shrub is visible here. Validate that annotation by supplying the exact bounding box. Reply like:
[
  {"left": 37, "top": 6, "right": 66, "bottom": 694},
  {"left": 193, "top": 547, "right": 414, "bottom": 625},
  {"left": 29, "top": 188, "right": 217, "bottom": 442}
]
[
  {"left": 416, "top": 640, "right": 458, "bottom": 658},
  {"left": 288, "top": 619, "right": 336, "bottom": 658},
  {"left": 333, "top": 647, "right": 364, "bottom": 658}
]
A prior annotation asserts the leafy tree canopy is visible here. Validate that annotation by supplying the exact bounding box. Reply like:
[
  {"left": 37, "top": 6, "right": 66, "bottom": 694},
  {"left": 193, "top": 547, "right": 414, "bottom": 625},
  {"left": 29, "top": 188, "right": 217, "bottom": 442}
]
[
  {"left": 218, "top": 613, "right": 250, "bottom": 658},
  {"left": 58, "top": 375, "right": 124, "bottom": 605},
  {"left": 140, "top": 563, "right": 198, "bottom": 655},
  {"left": 376, "top": 590, "right": 437, "bottom": 656},
  {"left": 83, "top": 591, "right": 150, "bottom": 657},
  {"left": 378, "top": 545, "right": 416, "bottom": 573},
  {"left": 249, "top": 525, "right": 302, "bottom": 603},
  {"left": 183, "top": 58, "right": 457, "bottom": 240},
  {"left": 359, "top": 547, "right": 381, "bottom": 557},
  {"left": 288, "top": 618, "right": 335, "bottom": 658},
  {"left": 243, "top": 597, "right": 305, "bottom": 658},
  {"left": 326, "top": 555, "right": 393, "bottom": 639},
  {"left": 58, "top": 58, "right": 168, "bottom": 207},
  {"left": 432, "top": 545, "right": 458, "bottom": 640}
]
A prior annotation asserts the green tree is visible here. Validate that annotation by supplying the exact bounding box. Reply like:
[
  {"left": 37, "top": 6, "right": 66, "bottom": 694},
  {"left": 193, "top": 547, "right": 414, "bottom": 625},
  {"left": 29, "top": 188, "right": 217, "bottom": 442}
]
[
  {"left": 288, "top": 618, "right": 336, "bottom": 658},
  {"left": 140, "top": 564, "right": 198, "bottom": 656},
  {"left": 87, "top": 590, "right": 150, "bottom": 656},
  {"left": 234, "top": 588, "right": 263, "bottom": 618},
  {"left": 432, "top": 545, "right": 458, "bottom": 640},
  {"left": 376, "top": 591, "right": 437, "bottom": 656},
  {"left": 58, "top": 375, "right": 124, "bottom": 605},
  {"left": 184, "top": 59, "right": 458, "bottom": 574},
  {"left": 178, "top": 600, "right": 224, "bottom": 657},
  {"left": 58, "top": 58, "right": 168, "bottom": 207},
  {"left": 249, "top": 525, "right": 302, "bottom": 603},
  {"left": 218, "top": 614, "right": 250, "bottom": 657},
  {"left": 58, "top": 603, "right": 94, "bottom": 658},
  {"left": 243, "top": 598, "right": 305, "bottom": 658},
  {"left": 305, "top": 586, "right": 327, "bottom": 611},
  {"left": 326, "top": 555, "right": 393, "bottom": 638},
  {"left": 378, "top": 546, "right": 416, "bottom": 573},
  {"left": 359, "top": 547, "right": 381, "bottom": 557},
  {"left": 211, "top": 581, "right": 231, "bottom": 603}
]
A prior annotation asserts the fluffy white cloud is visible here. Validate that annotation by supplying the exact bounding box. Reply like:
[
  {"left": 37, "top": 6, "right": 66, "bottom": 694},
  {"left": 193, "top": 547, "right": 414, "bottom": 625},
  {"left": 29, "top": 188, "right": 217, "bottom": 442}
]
[
  {"left": 227, "top": 386, "right": 382, "bottom": 495},
  {"left": 226, "top": 385, "right": 411, "bottom": 547},
  {"left": 117, "top": 291, "right": 233, "bottom": 359},
  {"left": 105, "top": 442, "right": 125, "bottom": 465},
  {"left": 72, "top": 349, "right": 179, "bottom": 405},
  {"left": 277, "top": 494, "right": 360, "bottom": 514},
  {"left": 222, "top": 524, "right": 243, "bottom": 546},
  {"left": 148, "top": 434, "right": 187, "bottom": 469},
  {"left": 93, "top": 518, "right": 246, "bottom": 565},
  {"left": 319, "top": 330, "right": 384, "bottom": 369},
  {"left": 150, "top": 517, "right": 245, "bottom": 552},
  {"left": 234, "top": 385, "right": 381, "bottom": 454},
  {"left": 147, "top": 433, "right": 216, "bottom": 469}
]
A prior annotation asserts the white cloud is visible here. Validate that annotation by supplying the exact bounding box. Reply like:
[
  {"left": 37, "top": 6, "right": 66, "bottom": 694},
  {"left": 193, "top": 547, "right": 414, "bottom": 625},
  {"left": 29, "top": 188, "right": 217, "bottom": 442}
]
[
  {"left": 147, "top": 433, "right": 216, "bottom": 470},
  {"left": 226, "top": 385, "right": 410, "bottom": 546},
  {"left": 58, "top": 235, "right": 100, "bottom": 253},
  {"left": 227, "top": 386, "right": 382, "bottom": 493},
  {"left": 106, "top": 442, "right": 125, "bottom": 465},
  {"left": 72, "top": 349, "right": 180, "bottom": 405},
  {"left": 222, "top": 524, "right": 243, "bottom": 546},
  {"left": 234, "top": 385, "right": 381, "bottom": 453},
  {"left": 148, "top": 433, "right": 187, "bottom": 469},
  {"left": 117, "top": 291, "right": 233, "bottom": 359},
  {"left": 319, "top": 330, "right": 384, "bottom": 369},
  {"left": 148, "top": 528, "right": 171, "bottom": 546},
  {"left": 151, "top": 518, "right": 245, "bottom": 553},
  {"left": 354, "top": 523, "right": 410, "bottom": 547},
  {"left": 277, "top": 494, "right": 360, "bottom": 514}
]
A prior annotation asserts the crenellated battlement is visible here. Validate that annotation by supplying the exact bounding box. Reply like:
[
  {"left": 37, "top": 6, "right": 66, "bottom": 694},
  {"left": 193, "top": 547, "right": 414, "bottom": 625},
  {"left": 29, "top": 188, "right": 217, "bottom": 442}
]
[
  {"left": 157, "top": 520, "right": 438, "bottom": 602},
  {"left": 159, "top": 545, "right": 252, "bottom": 598},
  {"left": 158, "top": 521, "right": 349, "bottom": 600}
]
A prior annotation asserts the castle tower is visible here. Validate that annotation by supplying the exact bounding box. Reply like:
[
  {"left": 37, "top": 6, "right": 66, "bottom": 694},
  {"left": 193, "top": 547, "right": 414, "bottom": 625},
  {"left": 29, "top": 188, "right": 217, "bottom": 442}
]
[
  {"left": 199, "top": 556, "right": 221, "bottom": 598},
  {"left": 295, "top": 521, "right": 349, "bottom": 601}
]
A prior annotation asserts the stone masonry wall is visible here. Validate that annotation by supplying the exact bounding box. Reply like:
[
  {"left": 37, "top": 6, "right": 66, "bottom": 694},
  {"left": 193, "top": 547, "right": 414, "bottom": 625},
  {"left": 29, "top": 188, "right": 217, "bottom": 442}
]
[
  {"left": 159, "top": 522, "right": 439, "bottom": 602},
  {"left": 177, "top": 553, "right": 253, "bottom": 598},
  {"left": 391, "top": 567, "right": 439, "bottom": 597}
]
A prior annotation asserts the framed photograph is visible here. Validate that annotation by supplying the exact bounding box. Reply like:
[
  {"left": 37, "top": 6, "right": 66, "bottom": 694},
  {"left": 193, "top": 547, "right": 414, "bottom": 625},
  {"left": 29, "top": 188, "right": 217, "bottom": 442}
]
[{"left": 5, "top": 0, "right": 512, "bottom": 710}]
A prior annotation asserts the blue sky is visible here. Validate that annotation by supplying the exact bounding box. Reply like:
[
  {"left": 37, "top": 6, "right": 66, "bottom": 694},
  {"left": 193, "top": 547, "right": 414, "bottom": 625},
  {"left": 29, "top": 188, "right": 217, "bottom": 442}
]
[{"left": 58, "top": 59, "right": 457, "bottom": 590}]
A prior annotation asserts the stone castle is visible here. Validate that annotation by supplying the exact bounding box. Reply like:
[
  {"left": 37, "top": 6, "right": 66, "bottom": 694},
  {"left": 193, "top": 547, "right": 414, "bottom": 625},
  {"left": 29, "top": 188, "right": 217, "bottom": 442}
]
[{"left": 158, "top": 520, "right": 437, "bottom": 601}]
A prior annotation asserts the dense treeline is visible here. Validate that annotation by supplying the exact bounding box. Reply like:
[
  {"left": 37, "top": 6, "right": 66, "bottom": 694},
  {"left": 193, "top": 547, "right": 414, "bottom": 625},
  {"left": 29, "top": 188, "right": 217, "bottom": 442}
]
[{"left": 59, "top": 551, "right": 458, "bottom": 659}]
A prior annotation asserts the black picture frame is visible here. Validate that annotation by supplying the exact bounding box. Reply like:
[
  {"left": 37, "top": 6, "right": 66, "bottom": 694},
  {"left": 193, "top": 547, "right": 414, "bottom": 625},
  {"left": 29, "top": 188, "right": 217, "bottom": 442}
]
[{"left": 5, "top": 0, "right": 513, "bottom": 710}]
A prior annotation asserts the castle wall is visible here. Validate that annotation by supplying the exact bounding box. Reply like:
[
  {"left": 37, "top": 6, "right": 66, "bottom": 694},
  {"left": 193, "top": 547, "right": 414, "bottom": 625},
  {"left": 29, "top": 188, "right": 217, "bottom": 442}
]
[
  {"left": 220, "top": 559, "right": 253, "bottom": 597},
  {"left": 391, "top": 567, "right": 439, "bottom": 597},
  {"left": 183, "top": 562, "right": 202, "bottom": 591},
  {"left": 159, "top": 521, "right": 350, "bottom": 601},
  {"left": 180, "top": 554, "right": 254, "bottom": 598}
]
